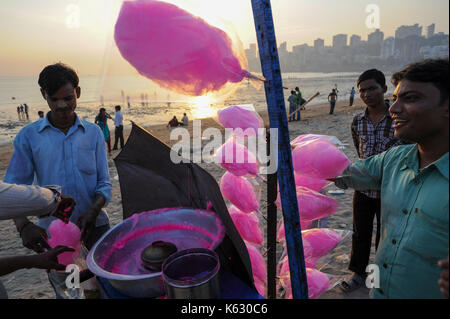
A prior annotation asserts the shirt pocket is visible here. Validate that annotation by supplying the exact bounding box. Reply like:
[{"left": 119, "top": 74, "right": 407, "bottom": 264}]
[{"left": 77, "top": 147, "right": 97, "bottom": 175}]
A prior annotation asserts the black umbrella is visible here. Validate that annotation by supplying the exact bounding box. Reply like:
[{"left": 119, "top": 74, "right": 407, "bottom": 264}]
[{"left": 113, "top": 122, "right": 254, "bottom": 287}]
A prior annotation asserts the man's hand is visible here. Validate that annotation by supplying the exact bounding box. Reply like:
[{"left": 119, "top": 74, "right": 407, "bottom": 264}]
[
  {"left": 77, "top": 209, "right": 98, "bottom": 245},
  {"left": 29, "top": 246, "right": 75, "bottom": 271},
  {"left": 20, "top": 223, "right": 51, "bottom": 253},
  {"left": 51, "top": 195, "right": 75, "bottom": 223},
  {"left": 438, "top": 257, "right": 449, "bottom": 298}
]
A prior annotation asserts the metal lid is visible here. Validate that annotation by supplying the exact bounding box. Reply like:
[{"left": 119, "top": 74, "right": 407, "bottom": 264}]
[{"left": 141, "top": 241, "right": 178, "bottom": 271}]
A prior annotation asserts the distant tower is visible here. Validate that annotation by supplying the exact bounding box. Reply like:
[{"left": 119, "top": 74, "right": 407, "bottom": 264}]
[{"left": 427, "top": 23, "right": 435, "bottom": 38}]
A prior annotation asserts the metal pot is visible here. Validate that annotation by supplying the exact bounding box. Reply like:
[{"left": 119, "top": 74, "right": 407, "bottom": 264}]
[{"left": 162, "top": 248, "right": 221, "bottom": 299}]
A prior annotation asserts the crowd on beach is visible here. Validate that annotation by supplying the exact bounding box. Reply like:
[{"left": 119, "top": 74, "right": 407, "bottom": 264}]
[{"left": 0, "top": 58, "right": 448, "bottom": 300}]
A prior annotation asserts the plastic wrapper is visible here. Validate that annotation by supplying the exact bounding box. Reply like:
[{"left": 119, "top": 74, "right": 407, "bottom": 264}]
[
  {"left": 292, "top": 139, "right": 350, "bottom": 180},
  {"left": 214, "top": 137, "right": 259, "bottom": 177},
  {"left": 276, "top": 186, "right": 338, "bottom": 222},
  {"left": 220, "top": 172, "right": 260, "bottom": 214},
  {"left": 291, "top": 134, "right": 345, "bottom": 149},
  {"left": 229, "top": 206, "right": 264, "bottom": 247},
  {"left": 114, "top": 0, "right": 249, "bottom": 96},
  {"left": 246, "top": 242, "right": 267, "bottom": 284},
  {"left": 276, "top": 218, "right": 312, "bottom": 243},
  {"left": 217, "top": 104, "right": 264, "bottom": 137},
  {"left": 294, "top": 173, "right": 329, "bottom": 192},
  {"left": 47, "top": 219, "right": 82, "bottom": 266}
]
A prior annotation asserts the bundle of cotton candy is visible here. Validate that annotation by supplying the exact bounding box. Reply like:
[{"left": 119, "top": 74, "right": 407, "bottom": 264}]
[
  {"left": 294, "top": 173, "right": 328, "bottom": 192},
  {"left": 254, "top": 278, "right": 267, "bottom": 298},
  {"left": 276, "top": 186, "right": 338, "bottom": 222},
  {"left": 276, "top": 219, "right": 312, "bottom": 244},
  {"left": 215, "top": 137, "right": 259, "bottom": 177},
  {"left": 302, "top": 228, "right": 343, "bottom": 267},
  {"left": 114, "top": 0, "right": 249, "bottom": 96},
  {"left": 291, "top": 134, "right": 343, "bottom": 148},
  {"left": 229, "top": 206, "right": 263, "bottom": 246},
  {"left": 217, "top": 105, "right": 264, "bottom": 137},
  {"left": 246, "top": 242, "right": 266, "bottom": 284},
  {"left": 292, "top": 139, "right": 350, "bottom": 180},
  {"left": 279, "top": 266, "right": 330, "bottom": 299},
  {"left": 47, "top": 219, "right": 82, "bottom": 266},
  {"left": 220, "top": 172, "right": 260, "bottom": 213}
]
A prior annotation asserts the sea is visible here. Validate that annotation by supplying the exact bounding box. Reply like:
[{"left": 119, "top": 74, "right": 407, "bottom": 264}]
[{"left": 0, "top": 72, "right": 395, "bottom": 146}]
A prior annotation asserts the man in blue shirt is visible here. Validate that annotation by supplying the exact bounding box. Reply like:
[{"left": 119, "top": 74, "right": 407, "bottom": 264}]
[{"left": 5, "top": 63, "right": 112, "bottom": 254}]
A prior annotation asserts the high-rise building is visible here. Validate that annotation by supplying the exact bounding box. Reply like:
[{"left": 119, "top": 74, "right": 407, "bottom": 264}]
[
  {"left": 368, "top": 29, "right": 384, "bottom": 45},
  {"left": 381, "top": 37, "right": 395, "bottom": 60},
  {"left": 332, "top": 34, "right": 347, "bottom": 49},
  {"left": 427, "top": 24, "right": 436, "bottom": 38},
  {"left": 245, "top": 43, "right": 257, "bottom": 60},
  {"left": 395, "top": 24, "right": 423, "bottom": 39},
  {"left": 350, "top": 35, "right": 362, "bottom": 47},
  {"left": 314, "top": 38, "right": 325, "bottom": 51}
]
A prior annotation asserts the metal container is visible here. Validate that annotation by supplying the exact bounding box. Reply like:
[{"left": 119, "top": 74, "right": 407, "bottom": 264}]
[
  {"left": 86, "top": 208, "right": 225, "bottom": 298},
  {"left": 162, "top": 248, "right": 221, "bottom": 299}
]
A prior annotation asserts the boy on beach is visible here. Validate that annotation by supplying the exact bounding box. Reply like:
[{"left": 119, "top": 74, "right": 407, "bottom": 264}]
[
  {"left": 328, "top": 89, "right": 338, "bottom": 114},
  {"left": 333, "top": 59, "right": 449, "bottom": 298},
  {"left": 349, "top": 87, "right": 356, "bottom": 106},
  {"left": 4, "top": 62, "right": 112, "bottom": 297},
  {"left": 288, "top": 90, "right": 298, "bottom": 121},
  {"left": 340, "top": 69, "right": 404, "bottom": 293}
]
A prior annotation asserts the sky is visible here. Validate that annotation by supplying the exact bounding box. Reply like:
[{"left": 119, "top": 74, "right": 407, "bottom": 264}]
[{"left": 0, "top": 0, "right": 448, "bottom": 76}]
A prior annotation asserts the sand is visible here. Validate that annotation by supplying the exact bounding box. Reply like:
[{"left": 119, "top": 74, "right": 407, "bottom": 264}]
[{"left": 0, "top": 99, "right": 376, "bottom": 299}]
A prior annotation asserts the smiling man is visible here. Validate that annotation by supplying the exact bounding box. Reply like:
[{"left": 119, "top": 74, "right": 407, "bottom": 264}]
[
  {"left": 333, "top": 59, "right": 449, "bottom": 299},
  {"left": 4, "top": 63, "right": 112, "bottom": 297}
]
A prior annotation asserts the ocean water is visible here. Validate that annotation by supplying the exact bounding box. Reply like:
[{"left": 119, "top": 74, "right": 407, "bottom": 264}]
[{"left": 0, "top": 72, "right": 395, "bottom": 146}]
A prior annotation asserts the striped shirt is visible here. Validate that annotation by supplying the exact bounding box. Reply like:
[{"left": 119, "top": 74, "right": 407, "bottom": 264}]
[{"left": 351, "top": 105, "right": 404, "bottom": 199}]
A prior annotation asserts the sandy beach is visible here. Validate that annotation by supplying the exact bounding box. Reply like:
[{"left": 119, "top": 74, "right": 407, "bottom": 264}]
[{"left": 0, "top": 98, "right": 377, "bottom": 299}]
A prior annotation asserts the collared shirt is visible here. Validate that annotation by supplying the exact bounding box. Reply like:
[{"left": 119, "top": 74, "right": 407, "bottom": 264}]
[
  {"left": 114, "top": 111, "right": 123, "bottom": 127},
  {"left": 4, "top": 112, "right": 111, "bottom": 228},
  {"left": 336, "top": 144, "right": 449, "bottom": 299},
  {"left": 288, "top": 94, "right": 297, "bottom": 108},
  {"left": 351, "top": 106, "right": 404, "bottom": 199}
]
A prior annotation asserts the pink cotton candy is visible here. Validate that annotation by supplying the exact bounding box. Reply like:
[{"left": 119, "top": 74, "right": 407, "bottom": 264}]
[
  {"left": 276, "top": 219, "right": 312, "bottom": 243},
  {"left": 229, "top": 208, "right": 263, "bottom": 246},
  {"left": 280, "top": 267, "right": 330, "bottom": 299},
  {"left": 114, "top": 0, "right": 248, "bottom": 96},
  {"left": 291, "top": 134, "right": 337, "bottom": 147},
  {"left": 220, "top": 172, "right": 259, "bottom": 213},
  {"left": 276, "top": 186, "right": 338, "bottom": 221},
  {"left": 246, "top": 243, "right": 266, "bottom": 283},
  {"left": 302, "top": 229, "right": 342, "bottom": 268},
  {"left": 47, "top": 220, "right": 82, "bottom": 266},
  {"left": 215, "top": 138, "right": 259, "bottom": 177},
  {"left": 294, "top": 173, "right": 328, "bottom": 192},
  {"left": 217, "top": 105, "right": 264, "bottom": 137},
  {"left": 254, "top": 278, "right": 266, "bottom": 297},
  {"left": 292, "top": 139, "right": 350, "bottom": 179}
]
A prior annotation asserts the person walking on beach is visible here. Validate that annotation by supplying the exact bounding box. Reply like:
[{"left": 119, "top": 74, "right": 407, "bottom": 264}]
[
  {"left": 17, "top": 106, "right": 22, "bottom": 120},
  {"left": 112, "top": 105, "right": 124, "bottom": 150},
  {"left": 332, "top": 59, "right": 449, "bottom": 299},
  {"left": 349, "top": 87, "right": 356, "bottom": 106},
  {"left": 23, "top": 103, "right": 29, "bottom": 120},
  {"left": 340, "top": 69, "right": 404, "bottom": 293},
  {"left": 95, "top": 108, "right": 112, "bottom": 155},
  {"left": 328, "top": 89, "right": 338, "bottom": 114},
  {"left": 19, "top": 104, "right": 24, "bottom": 120},
  {"left": 4, "top": 63, "right": 112, "bottom": 298},
  {"left": 288, "top": 90, "right": 298, "bottom": 121}
]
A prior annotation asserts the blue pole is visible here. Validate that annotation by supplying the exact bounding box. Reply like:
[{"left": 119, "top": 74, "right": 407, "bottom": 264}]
[{"left": 251, "top": 0, "right": 308, "bottom": 299}]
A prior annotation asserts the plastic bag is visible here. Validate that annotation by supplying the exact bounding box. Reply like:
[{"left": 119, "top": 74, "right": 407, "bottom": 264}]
[
  {"left": 291, "top": 134, "right": 345, "bottom": 148},
  {"left": 292, "top": 139, "right": 350, "bottom": 180},
  {"left": 246, "top": 242, "right": 266, "bottom": 284},
  {"left": 217, "top": 104, "right": 264, "bottom": 137},
  {"left": 114, "top": 0, "right": 249, "bottom": 96},
  {"left": 214, "top": 137, "right": 259, "bottom": 177},
  {"left": 47, "top": 219, "right": 82, "bottom": 266},
  {"left": 220, "top": 172, "right": 260, "bottom": 213},
  {"left": 229, "top": 206, "right": 263, "bottom": 246}
]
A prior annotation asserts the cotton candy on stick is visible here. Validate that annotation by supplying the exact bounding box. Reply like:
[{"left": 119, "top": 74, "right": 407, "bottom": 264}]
[
  {"left": 47, "top": 219, "right": 82, "bottom": 266},
  {"left": 292, "top": 139, "right": 350, "bottom": 179},
  {"left": 114, "top": 0, "right": 249, "bottom": 96},
  {"left": 229, "top": 206, "right": 263, "bottom": 246},
  {"left": 217, "top": 105, "right": 264, "bottom": 137},
  {"left": 215, "top": 138, "right": 259, "bottom": 177},
  {"left": 220, "top": 172, "right": 259, "bottom": 213}
]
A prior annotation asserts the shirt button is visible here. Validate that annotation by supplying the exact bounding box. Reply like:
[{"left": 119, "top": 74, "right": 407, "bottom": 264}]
[
  {"left": 414, "top": 179, "right": 419, "bottom": 185},
  {"left": 379, "top": 289, "right": 384, "bottom": 295},
  {"left": 402, "top": 209, "right": 408, "bottom": 215},
  {"left": 383, "top": 263, "right": 388, "bottom": 269},
  {"left": 392, "top": 239, "right": 397, "bottom": 245}
]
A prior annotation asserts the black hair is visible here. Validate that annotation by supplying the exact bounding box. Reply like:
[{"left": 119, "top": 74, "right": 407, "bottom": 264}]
[
  {"left": 38, "top": 63, "right": 79, "bottom": 96},
  {"left": 291, "top": 90, "right": 296, "bottom": 94},
  {"left": 357, "top": 69, "right": 386, "bottom": 88},
  {"left": 115, "top": 105, "right": 121, "bottom": 110},
  {"left": 38, "top": 111, "right": 44, "bottom": 116},
  {"left": 391, "top": 59, "right": 449, "bottom": 105}
]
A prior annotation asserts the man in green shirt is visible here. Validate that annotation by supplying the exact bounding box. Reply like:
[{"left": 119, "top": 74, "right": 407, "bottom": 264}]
[{"left": 333, "top": 59, "right": 449, "bottom": 298}]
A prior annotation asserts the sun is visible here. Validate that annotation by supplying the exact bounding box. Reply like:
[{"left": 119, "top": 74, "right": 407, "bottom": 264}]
[{"left": 190, "top": 95, "right": 216, "bottom": 119}]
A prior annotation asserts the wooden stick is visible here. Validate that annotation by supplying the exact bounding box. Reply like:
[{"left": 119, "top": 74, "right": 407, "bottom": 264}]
[{"left": 288, "top": 92, "right": 320, "bottom": 118}]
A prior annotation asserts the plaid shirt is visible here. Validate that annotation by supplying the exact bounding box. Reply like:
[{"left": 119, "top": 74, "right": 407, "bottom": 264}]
[{"left": 351, "top": 105, "right": 404, "bottom": 199}]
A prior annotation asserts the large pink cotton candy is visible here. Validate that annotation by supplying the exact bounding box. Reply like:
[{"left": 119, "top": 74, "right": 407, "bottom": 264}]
[
  {"left": 114, "top": 0, "right": 247, "bottom": 96},
  {"left": 215, "top": 138, "right": 259, "bottom": 177},
  {"left": 291, "top": 134, "right": 337, "bottom": 147},
  {"left": 220, "top": 172, "right": 259, "bottom": 213},
  {"left": 303, "top": 229, "right": 342, "bottom": 268},
  {"left": 280, "top": 267, "right": 330, "bottom": 299},
  {"left": 229, "top": 207, "right": 263, "bottom": 246},
  {"left": 246, "top": 243, "right": 266, "bottom": 283},
  {"left": 217, "top": 105, "right": 264, "bottom": 137},
  {"left": 276, "top": 186, "right": 338, "bottom": 221},
  {"left": 294, "top": 173, "right": 328, "bottom": 192},
  {"left": 47, "top": 220, "right": 82, "bottom": 266},
  {"left": 254, "top": 278, "right": 267, "bottom": 297},
  {"left": 292, "top": 139, "right": 350, "bottom": 179},
  {"left": 276, "top": 219, "right": 312, "bottom": 243}
]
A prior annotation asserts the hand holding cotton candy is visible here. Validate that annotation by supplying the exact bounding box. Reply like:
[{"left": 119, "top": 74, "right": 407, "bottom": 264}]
[
  {"left": 229, "top": 206, "right": 263, "bottom": 246},
  {"left": 115, "top": 0, "right": 249, "bottom": 96},
  {"left": 292, "top": 139, "right": 350, "bottom": 179},
  {"left": 47, "top": 219, "right": 82, "bottom": 266},
  {"left": 217, "top": 105, "right": 264, "bottom": 137},
  {"left": 220, "top": 172, "right": 259, "bottom": 213},
  {"left": 215, "top": 138, "right": 259, "bottom": 177}
]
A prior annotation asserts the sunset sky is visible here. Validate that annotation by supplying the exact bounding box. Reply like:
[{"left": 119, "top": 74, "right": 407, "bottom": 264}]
[{"left": 0, "top": 0, "right": 448, "bottom": 76}]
